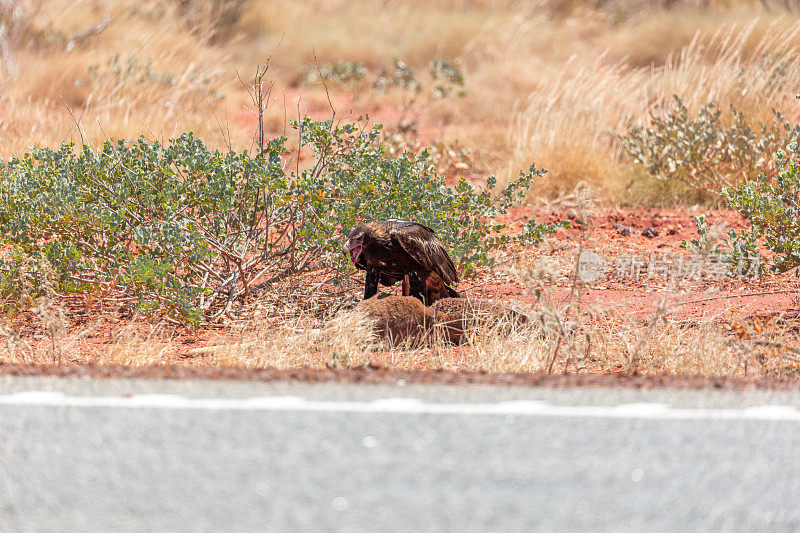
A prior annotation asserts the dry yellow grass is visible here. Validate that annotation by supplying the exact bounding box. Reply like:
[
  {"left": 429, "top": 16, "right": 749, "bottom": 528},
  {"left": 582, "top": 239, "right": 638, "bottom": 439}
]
[
  {"left": 4, "top": 0, "right": 800, "bottom": 200},
  {"left": 1, "top": 0, "right": 246, "bottom": 155},
  {"left": 96, "top": 323, "right": 176, "bottom": 366},
  {"left": 77, "top": 294, "right": 793, "bottom": 378},
  {"left": 0, "top": 258, "right": 796, "bottom": 378},
  {"left": 509, "top": 20, "right": 800, "bottom": 198}
]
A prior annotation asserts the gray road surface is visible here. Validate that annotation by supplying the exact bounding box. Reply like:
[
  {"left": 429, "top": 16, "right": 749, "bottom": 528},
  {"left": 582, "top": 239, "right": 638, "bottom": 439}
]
[{"left": 1, "top": 376, "right": 800, "bottom": 532}]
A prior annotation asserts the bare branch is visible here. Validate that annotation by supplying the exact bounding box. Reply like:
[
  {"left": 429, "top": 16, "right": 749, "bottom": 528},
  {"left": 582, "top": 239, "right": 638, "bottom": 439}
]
[
  {"left": 60, "top": 96, "right": 87, "bottom": 148},
  {"left": 312, "top": 50, "right": 336, "bottom": 127}
]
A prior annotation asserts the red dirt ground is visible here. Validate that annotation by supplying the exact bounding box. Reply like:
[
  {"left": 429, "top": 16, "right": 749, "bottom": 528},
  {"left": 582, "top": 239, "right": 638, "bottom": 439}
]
[
  {"left": 468, "top": 207, "right": 799, "bottom": 319},
  {"left": 1, "top": 207, "right": 798, "bottom": 371}
]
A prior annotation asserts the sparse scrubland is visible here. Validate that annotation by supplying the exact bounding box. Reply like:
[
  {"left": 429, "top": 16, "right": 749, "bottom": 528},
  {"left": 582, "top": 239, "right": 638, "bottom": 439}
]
[{"left": 0, "top": 0, "right": 798, "bottom": 379}]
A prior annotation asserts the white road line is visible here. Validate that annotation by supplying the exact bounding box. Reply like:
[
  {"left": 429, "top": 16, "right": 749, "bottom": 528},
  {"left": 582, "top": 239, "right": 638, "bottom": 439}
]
[{"left": 0, "top": 391, "right": 798, "bottom": 420}]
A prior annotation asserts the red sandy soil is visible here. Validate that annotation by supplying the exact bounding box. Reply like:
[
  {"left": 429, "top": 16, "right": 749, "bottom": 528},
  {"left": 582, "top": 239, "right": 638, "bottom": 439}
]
[
  {"left": 468, "top": 207, "right": 799, "bottom": 320},
  {"left": 2, "top": 207, "right": 797, "bottom": 370}
]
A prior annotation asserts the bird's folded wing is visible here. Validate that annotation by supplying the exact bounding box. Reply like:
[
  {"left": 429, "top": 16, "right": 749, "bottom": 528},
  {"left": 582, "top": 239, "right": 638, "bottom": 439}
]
[{"left": 390, "top": 225, "right": 459, "bottom": 284}]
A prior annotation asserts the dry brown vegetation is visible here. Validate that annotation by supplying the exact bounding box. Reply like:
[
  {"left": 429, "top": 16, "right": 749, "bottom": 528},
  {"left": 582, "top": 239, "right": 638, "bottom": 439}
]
[
  {"left": 1, "top": 206, "right": 798, "bottom": 379},
  {"left": 4, "top": 0, "right": 800, "bottom": 196},
  {"left": 2, "top": 263, "right": 797, "bottom": 379},
  {"left": 1, "top": 0, "right": 799, "bottom": 378}
]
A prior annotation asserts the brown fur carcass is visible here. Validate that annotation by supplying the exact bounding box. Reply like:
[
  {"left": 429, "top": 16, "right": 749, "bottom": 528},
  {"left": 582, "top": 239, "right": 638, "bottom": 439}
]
[
  {"left": 431, "top": 297, "right": 531, "bottom": 341},
  {"left": 343, "top": 219, "right": 460, "bottom": 305},
  {"left": 355, "top": 295, "right": 461, "bottom": 346}
]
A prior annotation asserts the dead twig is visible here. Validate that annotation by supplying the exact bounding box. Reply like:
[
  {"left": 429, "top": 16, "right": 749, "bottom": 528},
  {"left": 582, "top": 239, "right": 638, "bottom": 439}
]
[
  {"left": 60, "top": 96, "right": 87, "bottom": 148},
  {"left": 628, "top": 295, "right": 670, "bottom": 375},
  {"left": 237, "top": 35, "right": 283, "bottom": 153},
  {"left": 313, "top": 50, "right": 336, "bottom": 127}
]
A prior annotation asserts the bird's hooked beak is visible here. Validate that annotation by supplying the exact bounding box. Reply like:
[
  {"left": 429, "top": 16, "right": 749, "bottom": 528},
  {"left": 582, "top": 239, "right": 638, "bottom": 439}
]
[{"left": 343, "top": 239, "right": 362, "bottom": 265}]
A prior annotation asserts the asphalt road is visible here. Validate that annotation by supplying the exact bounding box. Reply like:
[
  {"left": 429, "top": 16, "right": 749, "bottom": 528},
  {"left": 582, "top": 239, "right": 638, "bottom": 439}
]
[{"left": 1, "top": 376, "right": 800, "bottom": 532}]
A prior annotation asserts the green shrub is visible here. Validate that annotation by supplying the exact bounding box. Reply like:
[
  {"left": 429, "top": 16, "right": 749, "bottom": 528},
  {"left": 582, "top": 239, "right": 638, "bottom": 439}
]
[
  {"left": 0, "top": 119, "right": 560, "bottom": 323},
  {"left": 428, "top": 58, "right": 465, "bottom": 99},
  {"left": 681, "top": 214, "right": 762, "bottom": 277},
  {"left": 301, "top": 56, "right": 465, "bottom": 101},
  {"left": 372, "top": 57, "right": 423, "bottom": 94},
  {"left": 723, "top": 142, "right": 800, "bottom": 273},
  {"left": 619, "top": 95, "right": 800, "bottom": 195},
  {"left": 0, "top": 133, "right": 291, "bottom": 323},
  {"left": 300, "top": 60, "right": 368, "bottom": 86},
  {"left": 293, "top": 118, "right": 562, "bottom": 275}
]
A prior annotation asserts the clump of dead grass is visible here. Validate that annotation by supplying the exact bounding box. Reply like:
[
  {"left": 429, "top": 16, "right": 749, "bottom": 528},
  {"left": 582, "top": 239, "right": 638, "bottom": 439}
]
[
  {"left": 206, "top": 308, "right": 379, "bottom": 369},
  {"left": 199, "top": 298, "right": 549, "bottom": 373},
  {"left": 0, "top": 0, "right": 242, "bottom": 158},
  {"left": 0, "top": 285, "right": 795, "bottom": 378},
  {"left": 508, "top": 20, "right": 800, "bottom": 199},
  {"left": 99, "top": 323, "right": 175, "bottom": 367},
  {"left": 193, "top": 287, "right": 789, "bottom": 378},
  {"left": 457, "top": 317, "right": 549, "bottom": 373}
]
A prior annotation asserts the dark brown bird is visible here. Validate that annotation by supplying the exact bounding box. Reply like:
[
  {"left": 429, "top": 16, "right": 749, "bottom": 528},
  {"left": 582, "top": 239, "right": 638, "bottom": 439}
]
[{"left": 343, "top": 219, "right": 460, "bottom": 305}]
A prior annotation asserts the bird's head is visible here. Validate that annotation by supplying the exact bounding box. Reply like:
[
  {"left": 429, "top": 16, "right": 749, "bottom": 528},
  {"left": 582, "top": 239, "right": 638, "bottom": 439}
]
[{"left": 342, "top": 228, "right": 365, "bottom": 266}]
